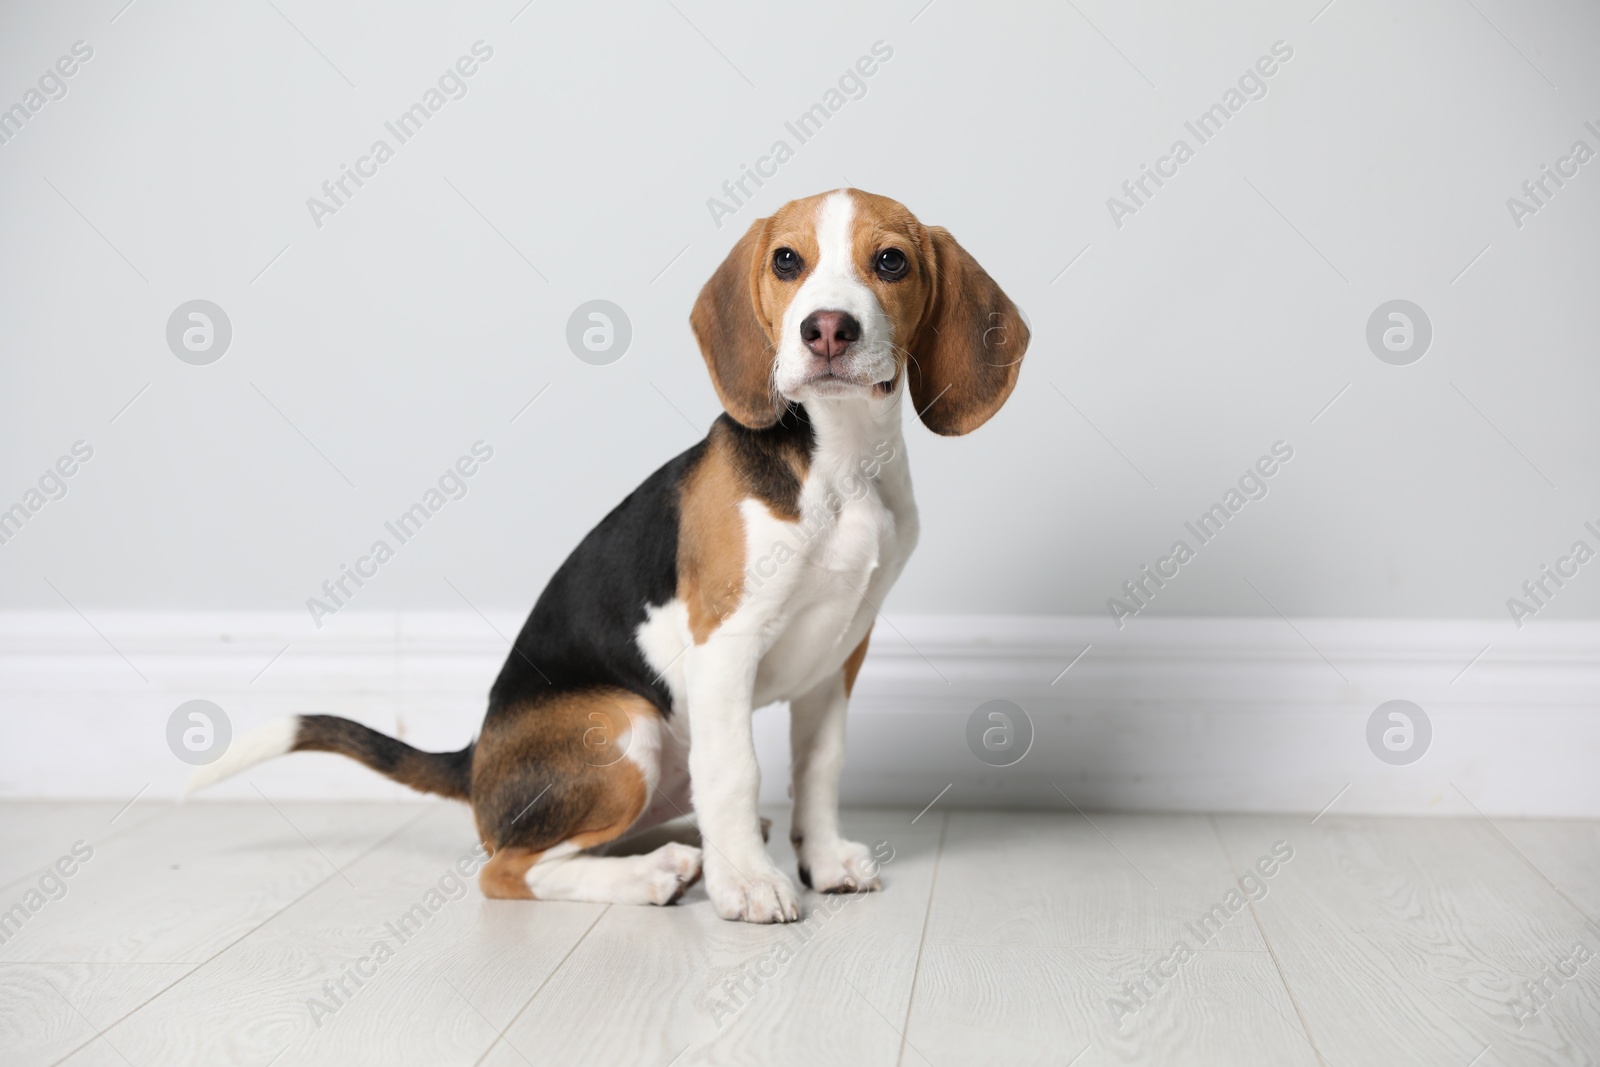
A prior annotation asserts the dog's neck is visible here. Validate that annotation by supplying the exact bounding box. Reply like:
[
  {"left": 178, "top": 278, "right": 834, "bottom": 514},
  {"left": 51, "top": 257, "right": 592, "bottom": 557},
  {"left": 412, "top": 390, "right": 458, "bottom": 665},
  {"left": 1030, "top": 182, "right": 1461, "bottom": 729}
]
[{"left": 798, "top": 384, "right": 909, "bottom": 480}]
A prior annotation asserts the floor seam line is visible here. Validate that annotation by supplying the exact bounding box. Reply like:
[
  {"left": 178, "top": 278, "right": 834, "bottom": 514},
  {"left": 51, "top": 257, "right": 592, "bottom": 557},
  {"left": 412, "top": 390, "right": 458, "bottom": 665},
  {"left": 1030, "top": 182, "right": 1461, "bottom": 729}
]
[
  {"left": 894, "top": 807, "right": 949, "bottom": 1067},
  {"left": 470, "top": 903, "right": 612, "bottom": 1067},
  {"left": 1458, "top": 806, "right": 1600, "bottom": 932},
  {"left": 1209, "top": 813, "right": 1332, "bottom": 1067}
]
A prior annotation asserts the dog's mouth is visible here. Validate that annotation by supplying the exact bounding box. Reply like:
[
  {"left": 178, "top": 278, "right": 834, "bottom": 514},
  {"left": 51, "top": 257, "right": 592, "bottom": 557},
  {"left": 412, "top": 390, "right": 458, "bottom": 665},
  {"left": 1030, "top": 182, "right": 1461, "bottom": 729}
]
[
  {"left": 796, "top": 360, "right": 898, "bottom": 393},
  {"left": 798, "top": 374, "right": 883, "bottom": 398}
]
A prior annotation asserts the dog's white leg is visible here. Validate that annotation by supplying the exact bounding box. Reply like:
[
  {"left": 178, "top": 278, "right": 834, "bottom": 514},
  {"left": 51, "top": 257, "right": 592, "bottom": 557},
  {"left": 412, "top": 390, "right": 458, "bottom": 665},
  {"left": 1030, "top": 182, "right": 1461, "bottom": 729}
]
[
  {"left": 523, "top": 842, "right": 702, "bottom": 906},
  {"left": 684, "top": 638, "right": 799, "bottom": 923},
  {"left": 789, "top": 672, "right": 881, "bottom": 893}
]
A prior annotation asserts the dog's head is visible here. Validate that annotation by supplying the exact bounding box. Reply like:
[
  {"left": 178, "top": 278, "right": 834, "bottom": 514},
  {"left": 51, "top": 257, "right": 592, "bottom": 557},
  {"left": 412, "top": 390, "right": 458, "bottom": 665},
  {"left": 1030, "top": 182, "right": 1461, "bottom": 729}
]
[{"left": 690, "top": 189, "right": 1028, "bottom": 435}]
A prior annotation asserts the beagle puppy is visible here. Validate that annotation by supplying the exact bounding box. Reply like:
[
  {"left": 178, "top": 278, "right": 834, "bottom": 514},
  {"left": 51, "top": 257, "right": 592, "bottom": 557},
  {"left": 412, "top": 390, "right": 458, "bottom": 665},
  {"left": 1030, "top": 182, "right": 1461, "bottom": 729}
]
[{"left": 190, "top": 189, "right": 1028, "bottom": 923}]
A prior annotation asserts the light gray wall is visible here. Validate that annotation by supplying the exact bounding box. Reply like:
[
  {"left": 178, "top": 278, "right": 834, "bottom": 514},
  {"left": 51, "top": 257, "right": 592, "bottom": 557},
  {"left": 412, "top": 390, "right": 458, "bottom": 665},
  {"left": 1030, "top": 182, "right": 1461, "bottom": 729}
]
[{"left": 2, "top": 0, "right": 1597, "bottom": 624}]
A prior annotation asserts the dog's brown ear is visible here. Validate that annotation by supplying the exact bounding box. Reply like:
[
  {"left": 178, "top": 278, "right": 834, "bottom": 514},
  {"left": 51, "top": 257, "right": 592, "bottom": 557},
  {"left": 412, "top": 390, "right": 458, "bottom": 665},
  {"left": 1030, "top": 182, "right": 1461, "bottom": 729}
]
[
  {"left": 910, "top": 226, "right": 1029, "bottom": 436},
  {"left": 691, "top": 217, "right": 782, "bottom": 430}
]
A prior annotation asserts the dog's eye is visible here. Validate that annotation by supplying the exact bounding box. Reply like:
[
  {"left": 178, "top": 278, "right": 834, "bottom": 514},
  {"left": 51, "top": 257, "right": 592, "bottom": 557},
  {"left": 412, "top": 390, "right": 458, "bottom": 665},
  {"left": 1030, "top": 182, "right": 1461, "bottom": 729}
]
[
  {"left": 874, "top": 248, "right": 909, "bottom": 281},
  {"left": 772, "top": 248, "right": 803, "bottom": 279}
]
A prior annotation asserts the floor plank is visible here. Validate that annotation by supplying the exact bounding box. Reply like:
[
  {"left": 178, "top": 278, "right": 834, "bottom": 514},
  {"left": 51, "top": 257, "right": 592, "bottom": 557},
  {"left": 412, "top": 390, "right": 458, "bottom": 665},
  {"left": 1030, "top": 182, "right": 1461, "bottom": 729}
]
[
  {"left": 1495, "top": 819, "right": 1600, "bottom": 922},
  {"left": 1214, "top": 815, "right": 1600, "bottom": 1067},
  {"left": 0, "top": 800, "right": 166, "bottom": 894},
  {"left": 0, "top": 961, "right": 193, "bottom": 1067},
  {"left": 1, "top": 801, "right": 422, "bottom": 965},
  {"left": 904, "top": 945, "right": 1321, "bottom": 1067},
  {"left": 487, "top": 808, "right": 944, "bottom": 1067},
  {"left": 905, "top": 811, "right": 1319, "bottom": 1065},
  {"left": 925, "top": 811, "right": 1270, "bottom": 951},
  {"left": 3, "top": 803, "right": 1597, "bottom": 1066},
  {"left": 54, "top": 802, "right": 606, "bottom": 1067}
]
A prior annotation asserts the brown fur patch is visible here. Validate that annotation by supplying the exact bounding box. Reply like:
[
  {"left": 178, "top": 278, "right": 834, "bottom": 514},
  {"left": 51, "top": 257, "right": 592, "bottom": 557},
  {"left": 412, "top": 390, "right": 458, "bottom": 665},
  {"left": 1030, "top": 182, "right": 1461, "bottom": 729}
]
[
  {"left": 691, "top": 216, "right": 782, "bottom": 429},
  {"left": 471, "top": 688, "right": 655, "bottom": 867},
  {"left": 842, "top": 628, "right": 873, "bottom": 696},
  {"left": 478, "top": 847, "right": 540, "bottom": 900},
  {"left": 909, "top": 224, "right": 1030, "bottom": 436},
  {"left": 752, "top": 197, "right": 825, "bottom": 336},
  {"left": 845, "top": 190, "right": 937, "bottom": 353},
  {"left": 677, "top": 431, "right": 752, "bottom": 644},
  {"left": 675, "top": 411, "right": 822, "bottom": 643}
]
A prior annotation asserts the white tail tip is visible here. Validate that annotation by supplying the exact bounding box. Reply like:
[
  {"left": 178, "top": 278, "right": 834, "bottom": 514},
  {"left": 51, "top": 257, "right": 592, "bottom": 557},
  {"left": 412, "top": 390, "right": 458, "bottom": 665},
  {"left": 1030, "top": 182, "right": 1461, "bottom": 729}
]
[{"left": 184, "top": 716, "right": 300, "bottom": 796}]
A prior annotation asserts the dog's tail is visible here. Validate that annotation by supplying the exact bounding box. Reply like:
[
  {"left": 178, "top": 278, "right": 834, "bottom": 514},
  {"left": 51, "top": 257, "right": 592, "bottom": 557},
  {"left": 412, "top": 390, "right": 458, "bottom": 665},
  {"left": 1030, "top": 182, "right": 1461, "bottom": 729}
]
[{"left": 185, "top": 715, "right": 474, "bottom": 800}]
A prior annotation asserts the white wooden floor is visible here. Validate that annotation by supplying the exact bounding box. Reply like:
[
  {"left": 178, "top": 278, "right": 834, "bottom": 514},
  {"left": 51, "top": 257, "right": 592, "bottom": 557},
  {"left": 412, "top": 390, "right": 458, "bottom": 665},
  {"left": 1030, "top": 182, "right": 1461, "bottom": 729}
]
[{"left": 1, "top": 802, "right": 1597, "bottom": 1066}]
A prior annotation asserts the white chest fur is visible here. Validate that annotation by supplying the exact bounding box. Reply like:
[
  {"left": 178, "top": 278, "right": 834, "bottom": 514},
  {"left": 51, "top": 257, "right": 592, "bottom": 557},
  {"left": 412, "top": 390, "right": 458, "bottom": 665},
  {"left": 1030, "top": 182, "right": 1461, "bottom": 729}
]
[
  {"left": 741, "top": 413, "right": 917, "bottom": 704},
  {"left": 635, "top": 397, "right": 919, "bottom": 715}
]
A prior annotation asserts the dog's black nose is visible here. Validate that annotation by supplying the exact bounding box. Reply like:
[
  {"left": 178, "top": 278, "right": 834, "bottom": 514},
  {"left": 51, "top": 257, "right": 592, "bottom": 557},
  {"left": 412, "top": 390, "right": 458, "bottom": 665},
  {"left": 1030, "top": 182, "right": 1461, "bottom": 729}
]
[{"left": 800, "top": 310, "right": 861, "bottom": 360}]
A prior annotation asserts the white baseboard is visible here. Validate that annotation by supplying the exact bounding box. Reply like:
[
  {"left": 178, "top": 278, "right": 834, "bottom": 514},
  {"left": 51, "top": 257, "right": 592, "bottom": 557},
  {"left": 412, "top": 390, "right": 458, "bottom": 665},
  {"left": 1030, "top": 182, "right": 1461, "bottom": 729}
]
[{"left": 2, "top": 611, "right": 1595, "bottom": 816}]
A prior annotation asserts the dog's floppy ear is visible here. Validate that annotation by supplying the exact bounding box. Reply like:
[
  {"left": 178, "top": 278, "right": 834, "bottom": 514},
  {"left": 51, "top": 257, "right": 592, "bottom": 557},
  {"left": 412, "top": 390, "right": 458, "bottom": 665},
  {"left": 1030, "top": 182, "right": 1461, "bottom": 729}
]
[
  {"left": 691, "top": 217, "right": 782, "bottom": 430},
  {"left": 909, "top": 226, "right": 1029, "bottom": 436}
]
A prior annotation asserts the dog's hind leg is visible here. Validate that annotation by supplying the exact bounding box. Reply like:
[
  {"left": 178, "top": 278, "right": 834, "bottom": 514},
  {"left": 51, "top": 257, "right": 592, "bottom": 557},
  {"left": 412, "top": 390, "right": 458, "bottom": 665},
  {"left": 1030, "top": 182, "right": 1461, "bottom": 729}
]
[
  {"left": 478, "top": 841, "right": 702, "bottom": 905},
  {"left": 520, "top": 842, "right": 702, "bottom": 905},
  {"left": 473, "top": 688, "right": 701, "bottom": 905}
]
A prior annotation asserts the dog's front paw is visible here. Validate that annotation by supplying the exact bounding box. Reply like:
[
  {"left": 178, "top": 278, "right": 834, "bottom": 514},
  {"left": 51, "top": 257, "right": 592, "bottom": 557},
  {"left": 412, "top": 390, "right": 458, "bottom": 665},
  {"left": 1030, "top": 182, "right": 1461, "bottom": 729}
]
[
  {"left": 706, "top": 859, "right": 800, "bottom": 923},
  {"left": 797, "top": 838, "right": 883, "bottom": 894}
]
